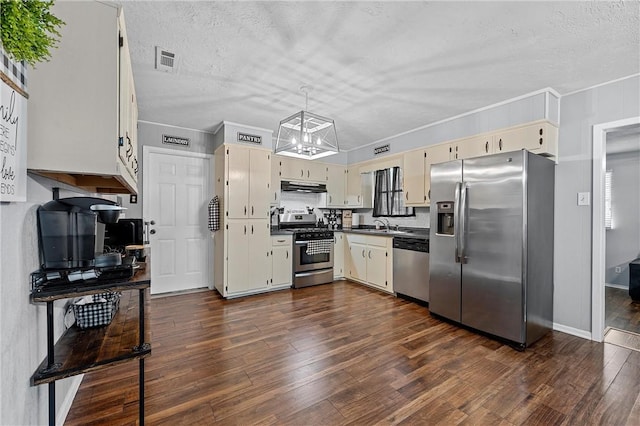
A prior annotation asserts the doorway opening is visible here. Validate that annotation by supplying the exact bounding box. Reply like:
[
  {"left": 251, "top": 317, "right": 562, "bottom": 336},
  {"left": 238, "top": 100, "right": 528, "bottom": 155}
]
[{"left": 591, "top": 117, "right": 640, "bottom": 342}]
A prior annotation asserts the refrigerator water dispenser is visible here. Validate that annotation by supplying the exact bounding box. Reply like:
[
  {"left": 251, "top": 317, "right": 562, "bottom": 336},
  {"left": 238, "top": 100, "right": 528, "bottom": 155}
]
[{"left": 436, "top": 202, "right": 455, "bottom": 235}]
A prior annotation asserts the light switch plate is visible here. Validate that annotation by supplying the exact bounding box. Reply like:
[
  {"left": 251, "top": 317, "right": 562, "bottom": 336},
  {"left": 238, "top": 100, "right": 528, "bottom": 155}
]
[{"left": 577, "top": 192, "right": 590, "bottom": 206}]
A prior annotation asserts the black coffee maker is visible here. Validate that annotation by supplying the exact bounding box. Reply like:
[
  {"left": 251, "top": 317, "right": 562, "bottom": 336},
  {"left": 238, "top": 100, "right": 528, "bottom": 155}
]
[{"left": 37, "top": 197, "right": 125, "bottom": 271}]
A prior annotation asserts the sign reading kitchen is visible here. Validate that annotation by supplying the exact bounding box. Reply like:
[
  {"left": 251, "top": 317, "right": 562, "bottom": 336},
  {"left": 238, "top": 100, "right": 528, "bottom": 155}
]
[
  {"left": 162, "top": 134, "right": 190, "bottom": 147},
  {"left": 0, "top": 81, "right": 27, "bottom": 201},
  {"left": 374, "top": 144, "right": 390, "bottom": 155},
  {"left": 238, "top": 132, "right": 262, "bottom": 144}
]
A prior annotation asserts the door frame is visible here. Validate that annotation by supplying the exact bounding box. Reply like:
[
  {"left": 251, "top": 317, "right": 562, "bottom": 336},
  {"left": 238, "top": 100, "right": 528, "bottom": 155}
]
[
  {"left": 143, "top": 145, "right": 215, "bottom": 290},
  {"left": 591, "top": 116, "right": 640, "bottom": 341}
]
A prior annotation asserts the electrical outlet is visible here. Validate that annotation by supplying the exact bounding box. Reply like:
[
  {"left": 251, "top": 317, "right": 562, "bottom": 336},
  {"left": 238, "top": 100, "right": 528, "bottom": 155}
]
[
  {"left": 577, "top": 192, "right": 590, "bottom": 206},
  {"left": 615, "top": 266, "right": 622, "bottom": 273}
]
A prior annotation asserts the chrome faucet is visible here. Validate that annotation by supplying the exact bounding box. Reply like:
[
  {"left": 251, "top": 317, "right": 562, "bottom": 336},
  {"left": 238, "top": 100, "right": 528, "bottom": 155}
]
[{"left": 374, "top": 218, "right": 390, "bottom": 230}]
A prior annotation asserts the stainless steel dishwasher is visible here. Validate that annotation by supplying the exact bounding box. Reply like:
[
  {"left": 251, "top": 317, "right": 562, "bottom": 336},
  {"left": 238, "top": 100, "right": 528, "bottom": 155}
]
[{"left": 393, "top": 236, "right": 429, "bottom": 303}]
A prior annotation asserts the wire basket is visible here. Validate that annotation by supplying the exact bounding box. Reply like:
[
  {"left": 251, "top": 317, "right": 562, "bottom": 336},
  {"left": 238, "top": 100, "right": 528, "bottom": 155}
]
[{"left": 72, "top": 292, "right": 121, "bottom": 328}]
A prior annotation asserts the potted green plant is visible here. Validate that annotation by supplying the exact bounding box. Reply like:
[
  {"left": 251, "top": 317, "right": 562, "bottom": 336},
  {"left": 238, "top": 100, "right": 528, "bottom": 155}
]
[{"left": 0, "top": 0, "right": 64, "bottom": 66}]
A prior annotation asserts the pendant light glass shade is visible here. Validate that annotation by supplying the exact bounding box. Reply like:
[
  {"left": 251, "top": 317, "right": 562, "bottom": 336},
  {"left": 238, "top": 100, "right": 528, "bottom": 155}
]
[{"left": 275, "top": 110, "right": 339, "bottom": 160}]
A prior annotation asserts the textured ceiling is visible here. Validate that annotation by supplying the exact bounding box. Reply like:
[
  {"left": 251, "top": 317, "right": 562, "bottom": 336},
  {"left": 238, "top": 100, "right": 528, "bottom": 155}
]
[{"left": 118, "top": 1, "right": 640, "bottom": 151}]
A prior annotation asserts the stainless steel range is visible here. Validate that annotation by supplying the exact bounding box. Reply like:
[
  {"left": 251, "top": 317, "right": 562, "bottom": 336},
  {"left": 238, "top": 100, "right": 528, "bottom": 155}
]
[{"left": 279, "top": 213, "right": 334, "bottom": 288}]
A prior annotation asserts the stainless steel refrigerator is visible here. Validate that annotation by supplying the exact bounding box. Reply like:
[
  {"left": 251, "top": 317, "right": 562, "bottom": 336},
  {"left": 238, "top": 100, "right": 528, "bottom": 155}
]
[{"left": 429, "top": 150, "right": 554, "bottom": 348}]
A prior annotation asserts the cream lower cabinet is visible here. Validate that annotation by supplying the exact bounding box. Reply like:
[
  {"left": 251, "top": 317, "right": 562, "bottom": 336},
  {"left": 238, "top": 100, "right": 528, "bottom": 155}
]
[
  {"left": 346, "top": 234, "right": 393, "bottom": 293},
  {"left": 221, "top": 220, "right": 271, "bottom": 297},
  {"left": 333, "top": 233, "right": 345, "bottom": 279},
  {"left": 271, "top": 235, "right": 293, "bottom": 288}
]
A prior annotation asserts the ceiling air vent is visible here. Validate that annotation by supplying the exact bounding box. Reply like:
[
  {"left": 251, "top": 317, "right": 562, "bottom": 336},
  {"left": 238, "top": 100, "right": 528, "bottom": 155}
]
[{"left": 155, "top": 46, "right": 176, "bottom": 73}]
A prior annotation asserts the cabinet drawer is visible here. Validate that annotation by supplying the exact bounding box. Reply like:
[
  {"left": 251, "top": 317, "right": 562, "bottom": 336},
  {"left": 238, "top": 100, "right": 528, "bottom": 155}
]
[
  {"left": 271, "top": 236, "right": 292, "bottom": 246},
  {"left": 367, "top": 235, "right": 390, "bottom": 247},
  {"left": 347, "top": 234, "right": 368, "bottom": 245}
]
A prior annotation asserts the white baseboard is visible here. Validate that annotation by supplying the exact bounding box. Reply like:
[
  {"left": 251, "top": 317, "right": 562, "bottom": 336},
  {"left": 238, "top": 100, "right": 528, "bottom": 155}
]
[
  {"left": 553, "top": 323, "right": 592, "bottom": 341},
  {"left": 605, "top": 283, "right": 628, "bottom": 290},
  {"left": 56, "top": 374, "right": 83, "bottom": 426}
]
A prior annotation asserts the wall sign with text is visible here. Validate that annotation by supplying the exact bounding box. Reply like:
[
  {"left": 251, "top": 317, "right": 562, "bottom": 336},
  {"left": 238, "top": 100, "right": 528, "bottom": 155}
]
[
  {"left": 374, "top": 144, "right": 390, "bottom": 155},
  {"left": 0, "top": 51, "right": 28, "bottom": 202},
  {"left": 162, "top": 134, "right": 190, "bottom": 147},
  {"left": 238, "top": 132, "right": 262, "bottom": 144}
]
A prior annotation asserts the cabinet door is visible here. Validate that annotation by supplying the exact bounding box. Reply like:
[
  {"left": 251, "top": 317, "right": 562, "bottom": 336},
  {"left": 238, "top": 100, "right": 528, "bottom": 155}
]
[
  {"left": 349, "top": 242, "right": 367, "bottom": 281},
  {"left": 454, "top": 135, "right": 493, "bottom": 160},
  {"left": 333, "top": 233, "right": 345, "bottom": 279},
  {"left": 248, "top": 220, "right": 271, "bottom": 291},
  {"left": 226, "top": 221, "right": 249, "bottom": 294},
  {"left": 403, "top": 150, "right": 426, "bottom": 206},
  {"left": 279, "top": 157, "right": 305, "bottom": 180},
  {"left": 326, "top": 164, "right": 346, "bottom": 207},
  {"left": 495, "top": 122, "right": 557, "bottom": 157},
  {"left": 249, "top": 150, "right": 271, "bottom": 218},
  {"left": 367, "top": 245, "right": 388, "bottom": 289},
  {"left": 425, "top": 143, "right": 453, "bottom": 205},
  {"left": 346, "top": 165, "right": 362, "bottom": 207},
  {"left": 226, "top": 146, "right": 250, "bottom": 219},
  {"left": 271, "top": 155, "right": 281, "bottom": 205},
  {"left": 272, "top": 245, "right": 292, "bottom": 287},
  {"left": 306, "top": 161, "right": 326, "bottom": 182}
]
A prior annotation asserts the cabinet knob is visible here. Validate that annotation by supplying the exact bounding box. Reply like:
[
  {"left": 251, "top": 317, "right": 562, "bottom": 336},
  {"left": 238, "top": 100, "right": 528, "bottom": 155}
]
[
  {"left": 499, "top": 139, "right": 503, "bottom": 150},
  {"left": 362, "top": 249, "right": 365, "bottom": 258},
  {"left": 286, "top": 250, "right": 289, "bottom": 259},
  {"left": 485, "top": 141, "right": 489, "bottom": 153},
  {"left": 251, "top": 206, "right": 254, "bottom": 215},
  {"left": 539, "top": 138, "right": 543, "bottom": 146},
  {"left": 368, "top": 250, "right": 372, "bottom": 259},
  {"left": 244, "top": 206, "right": 247, "bottom": 215}
]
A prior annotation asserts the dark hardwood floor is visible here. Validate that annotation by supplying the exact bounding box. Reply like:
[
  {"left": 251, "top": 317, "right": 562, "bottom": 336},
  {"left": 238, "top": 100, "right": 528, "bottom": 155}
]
[
  {"left": 65, "top": 281, "right": 640, "bottom": 425},
  {"left": 606, "top": 286, "right": 640, "bottom": 334}
]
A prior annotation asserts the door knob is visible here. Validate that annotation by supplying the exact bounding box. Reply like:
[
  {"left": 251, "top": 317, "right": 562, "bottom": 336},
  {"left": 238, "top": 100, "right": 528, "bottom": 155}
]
[{"left": 149, "top": 229, "right": 156, "bottom": 235}]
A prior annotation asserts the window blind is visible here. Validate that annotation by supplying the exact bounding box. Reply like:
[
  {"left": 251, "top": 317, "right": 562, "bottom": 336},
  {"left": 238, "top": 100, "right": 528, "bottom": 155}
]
[{"left": 604, "top": 170, "right": 612, "bottom": 230}]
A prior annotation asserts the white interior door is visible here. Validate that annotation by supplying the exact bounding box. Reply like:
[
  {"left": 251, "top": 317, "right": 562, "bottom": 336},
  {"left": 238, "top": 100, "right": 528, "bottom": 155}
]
[{"left": 144, "top": 147, "right": 212, "bottom": 294}]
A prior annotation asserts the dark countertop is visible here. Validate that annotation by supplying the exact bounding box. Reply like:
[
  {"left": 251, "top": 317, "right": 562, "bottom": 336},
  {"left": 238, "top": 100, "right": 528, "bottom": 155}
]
[
  {"left": 270, "top": 228, "right": 294, "bottom": 236},
  {"left": 339, "top": 226, "right": 429, "bottom": 240}
]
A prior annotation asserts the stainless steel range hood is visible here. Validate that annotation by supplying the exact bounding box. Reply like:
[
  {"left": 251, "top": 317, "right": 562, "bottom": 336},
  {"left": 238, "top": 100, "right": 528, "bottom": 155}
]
[{"left": 281, "top": 180, "right": 327, "bottom": 193}]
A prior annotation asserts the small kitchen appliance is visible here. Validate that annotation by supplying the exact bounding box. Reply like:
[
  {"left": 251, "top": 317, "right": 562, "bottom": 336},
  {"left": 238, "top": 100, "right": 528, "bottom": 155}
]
[{"left": 36, "top": 197, "right": 131, "bottom": 284}]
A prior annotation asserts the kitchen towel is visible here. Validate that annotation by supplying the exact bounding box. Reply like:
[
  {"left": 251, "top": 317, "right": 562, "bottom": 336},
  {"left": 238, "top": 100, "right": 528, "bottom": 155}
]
[
  {"left": 208, "top": 196, "right": 220, "bottom": 232},
  {"left": 306, "top": 239, "right": 333, "bottom": 255}
]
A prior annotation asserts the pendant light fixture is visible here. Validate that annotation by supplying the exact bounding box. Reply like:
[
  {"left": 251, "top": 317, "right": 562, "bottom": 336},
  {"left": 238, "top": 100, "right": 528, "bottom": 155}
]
[{"left": 274, "top": 86, "right": 339, "bottom": 160}]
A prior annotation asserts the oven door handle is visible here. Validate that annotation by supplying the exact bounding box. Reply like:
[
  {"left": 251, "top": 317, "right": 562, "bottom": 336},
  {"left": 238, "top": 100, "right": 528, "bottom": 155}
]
[{"left": 295, "top": 240, "right": 311, "bottom": 245}]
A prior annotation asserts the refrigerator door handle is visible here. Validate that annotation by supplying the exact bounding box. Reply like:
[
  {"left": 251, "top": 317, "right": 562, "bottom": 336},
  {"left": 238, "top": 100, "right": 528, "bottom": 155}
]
[
  {"left": 454, "top": 182, "right": 462, "bottom": 263},
  {"left": 459, "top": 182, "right": 469, "bottom": 264}
]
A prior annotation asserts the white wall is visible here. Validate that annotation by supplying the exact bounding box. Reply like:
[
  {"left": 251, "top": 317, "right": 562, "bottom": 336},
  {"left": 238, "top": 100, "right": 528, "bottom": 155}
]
[
  {"left": 554, "top": 75, "right": 640, "bottom": 332},
  {"left": 0, "top": 175, "right": 87, "bottom": 425},
  {"left": 605, "top": 149, "right": 640, "bottom": 287},
  {"left": 121, "top": 121, "right": 216, "bottom": 218}
]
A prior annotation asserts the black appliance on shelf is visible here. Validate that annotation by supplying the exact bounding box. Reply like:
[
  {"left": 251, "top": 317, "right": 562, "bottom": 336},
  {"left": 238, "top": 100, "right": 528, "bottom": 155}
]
[{"left": 36, "top": 197, "right": 130, "bottom": 284}]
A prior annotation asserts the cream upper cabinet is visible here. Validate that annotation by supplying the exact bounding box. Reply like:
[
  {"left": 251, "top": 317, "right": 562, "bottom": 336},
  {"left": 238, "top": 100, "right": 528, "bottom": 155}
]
[
  {"left": 425, "top": 143, "right": 453, "bottom": 205},
  {"left": 325, "top": 164, "right": 346, "bottom": 207},
  {"left": 333, "top": 233, "right": 345, "bottom": 279},
  {"left": 494, "top": 121, "right": 558, "bottom": 158},
  {"left": 270, "top": 155, "right": 281, "bottom": 206},
  {"left": 404, "top": 143, "right": 451, "bottom": 206},
  {"left": 452, "top": 135, "right": 492, "bottom": 160},
  {"left": 278, "top": 157, "right": 326, "bottom": 182},
  {"left": 27, "top": 2, "right": 138, "bottom": 194},
  {"left": 345, "top": 165, "right": 363, "bottom": 207},
  {"left": 225, "top": 145, "right": 271, "bottom": 219},
  {"left": 403, "top": 150, "right": 427, "bottom": 206},
  {"left": 271, "top": 236, "right": 292, "bottom": 288}
]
